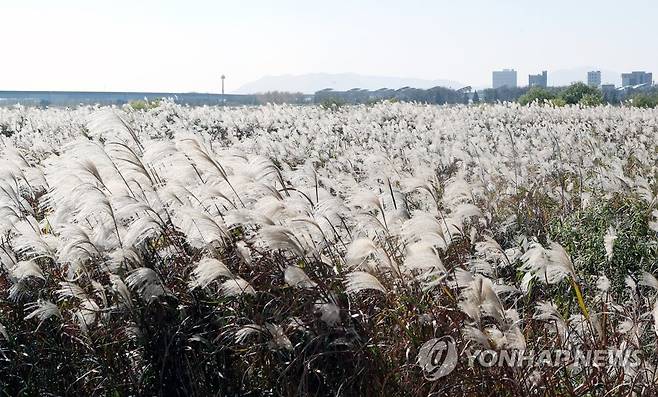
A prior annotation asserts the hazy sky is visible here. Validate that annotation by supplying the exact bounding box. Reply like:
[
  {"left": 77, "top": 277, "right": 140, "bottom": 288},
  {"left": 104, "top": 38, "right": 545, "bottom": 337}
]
[{"left": 1, "top": 0, "right": 656, "bottom": 93}]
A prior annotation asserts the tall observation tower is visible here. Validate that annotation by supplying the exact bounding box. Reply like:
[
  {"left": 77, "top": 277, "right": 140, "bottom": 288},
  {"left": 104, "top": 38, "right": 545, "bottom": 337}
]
[{"left": 220, "top": 75, "right": 226, "bottom": 105}]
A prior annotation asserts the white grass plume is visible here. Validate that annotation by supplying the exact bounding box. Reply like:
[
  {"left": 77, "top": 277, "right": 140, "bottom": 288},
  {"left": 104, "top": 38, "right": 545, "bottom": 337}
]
[
  {"left": 219, "top": 278, "right": 256, "bottom": 297},
  {"left": 652, "top": 301, "right": 658, "bottom": 337},
  {"left": 443, "top": 177, "right": 472, "bottom": 207},
  {"left": 0, "top": 322, "right": 8, "bottom": 340},
  {"left": 74, "top": 299, "right": 101, "bottom": 333},
  {"left": 459, "top": 276, "right": 506, "bottom": 324},
  {"left": 400, "top": 212, "right": 447, "bottom": 249},
  {"left": 88, "top": 109, "right": 142, "bottom": 147},
  {"left": 125, "top": 267, "right": 166, "bottom": 302},
  {"left": 265, "top": 323, "right": 293, "bottom": 351},
  {"left": 123, "top": 216, "right": 163, "bottom": 248},
  {"left": 650, "top": 210, "right": 658, "bottom": 234},
  {"left": 533, "top": 301, "right": 567, "bottom": 337},
  {"left": 345, "top": 237, "right": 377, "bottom": 267},
  {"left": 475, "top": 236, "right": 512, "bottom": 267},
  {"left": 345, "top": 237, "right": 392, "bottom": 271},
  {"left": 639, "top": 271, "right": 658, "bottom": 290},
  {"left": 625, "top": 275, "right": 637, "bottom": 292},
  {"left": 236, "top": 241, "right": 252, "bottom": 265},
  {"left": 24, "top": 299, "right": 61, "bottom": 328},
  {"left": 403, "top": 241, "right": 446, "bottom": 289},
  {"left": 189, "top": 258, "right": 234, "bottom": 289},
  {"left": 10, "top": 259, "right": 44, "bottom": 281},
  {"left": 109, "top": 274, "right": 133, "bottom": 308},
  {"left": 462, "top": 325, "right": 492, "bottom": 348},
  {"left": 258, "top": 225, "right": 306, "bottom": 257},
  {"left": 284, "top": 265, "right": 317, "bottom": 289},
  {"left": 344, "top": 271, "right": 386, "bottom": 294},
  {"left": 520, "top": 241, "right": 575, "bottom": 285},
  {"left": 235, "top": 324, "right": 264, "bottom": 344},
  {"left": 315, "top": 302, "right": 341, "bottom": 326},
  {"left": 55, "top": 281, "right": 87, "bottom": 302},
  {"left": 12, "top": 217, "right": 57, "bottom": 258},
  {"left": 174, "top": 206, "right": 229, "bottom": 248},
  {"left": 596, "top": 275, "right": 611, "bottom": 293},
  {"left": 603, "top": 226, "right": 617, "bottom": 262}
]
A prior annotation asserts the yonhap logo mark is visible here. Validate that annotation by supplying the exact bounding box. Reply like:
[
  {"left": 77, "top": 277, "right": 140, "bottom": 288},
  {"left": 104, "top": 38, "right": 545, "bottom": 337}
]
[{"left": 416, "top": 336, "right": 458, "bottom": 380}]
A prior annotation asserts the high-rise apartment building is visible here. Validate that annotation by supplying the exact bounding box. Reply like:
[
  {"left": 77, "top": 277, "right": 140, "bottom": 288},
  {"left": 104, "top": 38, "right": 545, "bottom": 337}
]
[
  {"left": 492, "top": 69, "right": 517, "bottom": 89},
  {"left": 621, "top": 71, "right": 652, "bottom": 87},
  {"left": 587, "top": 71, "right": 601, "bottom": 87},
  {"left": 528, "top": 71, "right": 548, "bottom": 88}
]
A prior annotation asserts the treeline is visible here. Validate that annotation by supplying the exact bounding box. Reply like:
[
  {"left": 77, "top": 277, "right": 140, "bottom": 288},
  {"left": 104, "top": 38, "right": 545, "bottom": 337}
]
[
  {"left": 309, "top": 84, "right": 658, "bottom": 108},
  {"left": 253, "top": 91, "right": 312, "bottom": 105},
  {"left": 514, "top": 83, "right": 658, "bottom": 107},
  {"left": 314, "top": 87, "right": 472, "bottom": 106}
]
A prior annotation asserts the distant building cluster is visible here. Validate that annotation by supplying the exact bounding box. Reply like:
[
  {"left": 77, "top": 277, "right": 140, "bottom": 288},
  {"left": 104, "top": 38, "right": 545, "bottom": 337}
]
[{"left": 491, "top": 68, "right": 654, "bottom": 90}]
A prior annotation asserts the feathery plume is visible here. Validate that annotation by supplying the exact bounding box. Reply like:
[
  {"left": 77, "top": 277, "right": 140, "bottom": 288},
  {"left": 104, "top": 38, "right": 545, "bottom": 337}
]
[
  {"left": 284, "top": 265, "right": 317, "bottom": 289},
  {"left": 109, "top": 274, "right": 132, "bottom": 308},
  {"left": 235, "top": 324, "right": 264, "bottom": 344},
  {"left": 125, "top": 267, "right": 166, "bottom": 302},
  {"left": 24, "top": 299, "right": 61, "bottom": 327},
  {"left": 603, "top": 226, "right": 617, "bottom": 262},
  {"left": 220, "top": 278, "right": 256, "bottom": 297},
  {"left": 344, "top": 271, "right": 386, "bottom": 294},
  {"left": 189, "top": 258, "right": 234, "bottom": 289},
  {"left": 639, "top": 271, "right": 658, "bottom": 290}
]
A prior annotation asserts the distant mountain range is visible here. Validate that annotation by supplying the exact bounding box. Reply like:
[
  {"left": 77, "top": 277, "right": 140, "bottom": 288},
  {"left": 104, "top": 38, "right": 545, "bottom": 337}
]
[{"left": 234, "top": 73, "right": 464, "bottom": 94}]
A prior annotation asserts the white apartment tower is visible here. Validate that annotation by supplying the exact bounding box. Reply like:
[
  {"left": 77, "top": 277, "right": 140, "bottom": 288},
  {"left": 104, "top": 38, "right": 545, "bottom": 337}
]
[
  {"left": 587, "top": 71, "right": 601, "bottom": 87},
  {"left": 492, "top": 69, "right": 517, "bottom": 89}
]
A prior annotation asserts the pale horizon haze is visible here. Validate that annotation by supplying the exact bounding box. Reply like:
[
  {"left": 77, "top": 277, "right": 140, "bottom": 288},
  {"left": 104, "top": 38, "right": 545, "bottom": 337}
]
[{"left": 1, "top": 0, "right": 656, "bottom": 93}]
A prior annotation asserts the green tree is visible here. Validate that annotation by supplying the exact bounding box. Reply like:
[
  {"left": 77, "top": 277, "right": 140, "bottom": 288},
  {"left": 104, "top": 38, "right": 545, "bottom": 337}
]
[
  {"left": 629, "top": 93, "right": 658, "bottom": 108},
  {"left": 480, "top": 86, "right": 528, "bottom": 103},
  {"left": 129, "top": 99, "right": 161, "bottom": 110},
  {"left": 579, "top": 93, "right": 603, "bottom": 107},
  {"left": 559, "top": 82, "right": 603, "bottom": 105},
  {"left": 551, "top": 98, "right": 567, "bottom": 107},
  {"left": 518, "top": 87, "right": 555, "bottom": 105}
]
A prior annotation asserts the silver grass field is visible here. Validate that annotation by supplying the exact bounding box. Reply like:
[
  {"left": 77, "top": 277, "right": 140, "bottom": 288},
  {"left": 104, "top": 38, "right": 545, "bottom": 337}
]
[{"left": 0, "top": 101, "right": 658, "bottom": 396}]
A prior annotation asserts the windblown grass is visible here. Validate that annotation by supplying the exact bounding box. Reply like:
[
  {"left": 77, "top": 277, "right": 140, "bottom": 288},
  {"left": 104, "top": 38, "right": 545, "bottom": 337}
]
[{"left": 0, "top": 101, "right": 657, "bottom": 396}]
